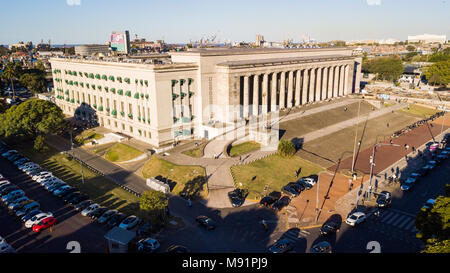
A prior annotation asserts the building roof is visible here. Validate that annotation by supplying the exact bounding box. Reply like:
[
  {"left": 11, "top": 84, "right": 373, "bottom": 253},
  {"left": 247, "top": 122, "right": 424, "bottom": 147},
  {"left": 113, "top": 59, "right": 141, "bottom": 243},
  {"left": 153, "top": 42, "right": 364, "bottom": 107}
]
[
  {"left": 217, "top": 54, "right": 354, "bottom": 68},
  {"left": 104, "top": 227, "right": 136, "bottom": 245},
  {"left": 173, "top": 47, "right": 352, "bottom": 57}
]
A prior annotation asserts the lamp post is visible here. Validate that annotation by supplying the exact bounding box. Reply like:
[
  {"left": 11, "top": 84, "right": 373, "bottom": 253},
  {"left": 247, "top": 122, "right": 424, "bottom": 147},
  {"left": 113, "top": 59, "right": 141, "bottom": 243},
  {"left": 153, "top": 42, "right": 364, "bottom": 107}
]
[
  {"left": 366, "top": 142, "right": 400, "bottom": 201},
  {"left": 351, "top": 99, "right": 362, "bottom": 173},
  {"left": 315, "top": 170, "right": 329, "bottom": 223}
]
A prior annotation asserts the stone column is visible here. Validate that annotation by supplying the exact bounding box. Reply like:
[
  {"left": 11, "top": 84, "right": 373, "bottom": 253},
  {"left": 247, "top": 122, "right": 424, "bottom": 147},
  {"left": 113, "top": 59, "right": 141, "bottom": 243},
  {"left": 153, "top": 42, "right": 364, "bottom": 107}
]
[
  {"left": 279, "top": 71, "right": 286, "bottom": 109},
  {"left": 302, "top": 69, "right": 309, "bottom": 105},
  {"left": 333, "top": 66, "right": 339, "bottom": 97},
  {"left": 262, "top": 73, "right": 269, "bottom": 114},
  {"left": 344, "top": 64, "right": 350, "bottom": 95},
  {"left": 253, "top": 74, "right": 259, "bottom": 116},
  {"left": 271, "top": 72, "right": 277, "bottom": 111},
  {"left": 315, "top": 67, "right": 322, "bottom": 101},
  {"left": 339, "top": 65, "right": 345, "bottom": 97},
  {"left": 322, "top": 66, "right": 328, "bottom": 100},
  {"left": 182, "top": 79, "right": 190, "bottom": 118},
  {"left": 243, "top": 75, "right": 250, "bottom": 118},
  {"left": 287, "top": 71, "right": 294, "bottom": 108},
  {"left": 328, "top": 66, "right": 334, "bottom": 98},
  {"left": 309, "top": 68, "right": 316, "bottom": 102},
  {"left": 294, "top": 70, "right": 301, "bottom": 106}
]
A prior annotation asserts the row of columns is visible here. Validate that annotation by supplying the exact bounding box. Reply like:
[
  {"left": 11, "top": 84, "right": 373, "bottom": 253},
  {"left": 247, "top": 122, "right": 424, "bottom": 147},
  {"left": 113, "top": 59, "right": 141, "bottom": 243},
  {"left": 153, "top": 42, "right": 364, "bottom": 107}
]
[{"left": 238, "top": 63, "right": 352, "bottom": 118}]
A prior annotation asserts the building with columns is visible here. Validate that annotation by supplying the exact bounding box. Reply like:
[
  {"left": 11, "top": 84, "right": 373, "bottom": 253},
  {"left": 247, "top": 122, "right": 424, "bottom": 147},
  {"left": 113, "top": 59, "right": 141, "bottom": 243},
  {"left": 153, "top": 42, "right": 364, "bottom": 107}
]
[{"left": 50, "top": 47, "right": 361, "bottom": 148}]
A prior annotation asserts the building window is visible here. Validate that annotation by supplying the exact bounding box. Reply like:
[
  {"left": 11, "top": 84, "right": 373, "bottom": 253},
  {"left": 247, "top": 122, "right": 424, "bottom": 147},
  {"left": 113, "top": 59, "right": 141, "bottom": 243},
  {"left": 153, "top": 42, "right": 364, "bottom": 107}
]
[
  {"left": 129, "top": 126, "right": 133, "bottom": 133},
  {"left": 122, "top": 124, "right": 125, "bottom": 130},
  {"left": 148, "top": 132, "right": 151, "bottom": 139}
]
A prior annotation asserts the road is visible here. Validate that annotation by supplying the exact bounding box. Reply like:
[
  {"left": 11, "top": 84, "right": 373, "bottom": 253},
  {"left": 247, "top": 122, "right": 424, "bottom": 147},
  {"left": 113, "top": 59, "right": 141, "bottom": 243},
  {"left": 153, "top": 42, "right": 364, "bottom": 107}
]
[{"left": 0, "top": 155, "right": 107, "bottom": 253}]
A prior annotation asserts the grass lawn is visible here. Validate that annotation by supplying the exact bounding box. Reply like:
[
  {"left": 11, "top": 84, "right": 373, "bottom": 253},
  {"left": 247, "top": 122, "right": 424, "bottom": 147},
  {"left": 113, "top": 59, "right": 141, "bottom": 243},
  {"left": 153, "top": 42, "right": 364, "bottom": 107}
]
[
  {"left": 230, "top": 154, "right": 325, "bottom": 199},
  {"left": 295, "top": 111, "right": 420, "bottom": 168},
  {"left": 399, "top": 104, "right": 439, "bottom": 118},
  {"left": 142, "top": 157, "right": 207, "bottom": 200},
  {"left": 229, "top": 141, "right": 261, "bottom": 157},
  {"left": 182, "top": 142, "right": 207, "bottom": 158},
  {"left": 104, "top": 143, "right": 144, "bottom": 162},
  {"left": 75, "top": 131, "right": 104, "bottom": 145},
  {"left": 15, "top": 143, "right": 140, "bottom": 215},
  {"left": 279, "top": 101, "right": 374, "bottom": 140}
]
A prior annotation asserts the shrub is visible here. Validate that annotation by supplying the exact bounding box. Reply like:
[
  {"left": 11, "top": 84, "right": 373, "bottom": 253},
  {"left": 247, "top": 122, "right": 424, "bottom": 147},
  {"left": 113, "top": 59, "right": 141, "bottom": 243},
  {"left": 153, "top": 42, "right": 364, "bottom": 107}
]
[{"left": 278, "top": 140, "right": 296, "bottom": 157}]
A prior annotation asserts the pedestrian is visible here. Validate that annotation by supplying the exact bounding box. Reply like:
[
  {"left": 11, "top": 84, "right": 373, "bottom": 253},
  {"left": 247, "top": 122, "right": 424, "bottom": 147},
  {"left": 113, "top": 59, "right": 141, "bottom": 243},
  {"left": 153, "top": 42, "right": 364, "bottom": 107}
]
[
  {"left": 344, "top": 107, "right": 348, "bottom": 112},
  {"left": 386, "top": 123, "right": 389, "bottom": 128},
  {"left": 412, "top": 146, "right": 416, "bottom": 153},
  {"left": 390, "top": 139, "right": 393, "bottom": 144},
  {"left": 187, "top": 199, "right": 192, "bottom": 208}
]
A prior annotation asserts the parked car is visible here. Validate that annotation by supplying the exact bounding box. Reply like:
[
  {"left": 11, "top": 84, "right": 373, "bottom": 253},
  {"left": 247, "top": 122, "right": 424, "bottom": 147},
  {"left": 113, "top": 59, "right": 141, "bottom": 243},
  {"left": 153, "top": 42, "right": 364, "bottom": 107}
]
[
  {"left": 32, "top": 172, "right": 52, "bottom": 181},
  {"left": 0, "top": 185, "right": 19, "bottom": 196},
  {"left": 21, "top": 209, "right": 42, "bottom": 222},
  {"left": 345, "top": 212, "right": 366, "bottom": 226},
  {"left": 0, "top": 241, "right": 15, "bottom": 253},
  {"left": 422, "top": 199, "right": 435, "bottom": 209},
  {"left": 268, "top": 238, "right": 294, "bottom": 253},
  {"left": 166, "top": 245, "right": 190, "bottom": 253},
  {"left": 53, "top": 185, "right": 75, "bottom": 197},
  {"left": 136, "top": 220, "right": 152, "bottom": 237},
  {"left": 401, "top": 176, "right": 417, "bottom": 191},
  {"left": 47, "top": 182, "right": 67, "bottom": 193},
  {"left": 376, "top": 191, "right": 392, "bottom": 208},
  {"left": 75, "top": 200, "right": 93, "bottom": 211},
  {"left": 106, "top": 213, "right": 126, "bottom": 228},
  {"left": 25, "top": 212, "right": 53, "bottom": 228},
  {"left": 119, "top": 215, "right": 140, "bottom": 230},
  {"left": 281, "top": 185, "right": 299, "bottom": 197},
  {"left": 309, "top": 241, "right": 332, "bottom": 253},
  {"left": 259, "top": 192, "right": 280, "bottom": 207},
  {"left": 195, "top": 215, "right": 216, "bottom": 230},
  {"left": 88, "top": 207, "right": 108, "bottom": 220},
  {"left": 297, "top": 177, "right": 316, "bottom": 189},
  {"left": 97, "top": 210, "right": 118, "bottom": 224},
  {"left": 290, "top": 182, "right": 305, "bottom": 193},
  {"left": 272, "top": 196, "right": 291, "bottom": 211},
  {"left": 81, "top": 203, "right": 100, "bottom": 216},
  {"left": 7, "top": 196, "right": 30, "bottom": 210},
  {"left": 320, "top": 221, "right": 340, "bottom": 235},
  {"left": 2, "top": 189, "right": 25, "bottom": 203},
  {"left": 32, "top": 216, "right": 56, "bottom": 232},
  {"left": 17, "top": 202, "right": 40, "bottom": 217},
  {"left": 137, "top": 238, "right": 160, "bottom": 253},
  {"left": 62, "top": 191, "right": 81, "bottom": 202},
  {"left": 227, "top": 188, "right": 248, "bottom": 207},
  {"left": 68, "top": 194, "right": 89, "bottom": 206}
]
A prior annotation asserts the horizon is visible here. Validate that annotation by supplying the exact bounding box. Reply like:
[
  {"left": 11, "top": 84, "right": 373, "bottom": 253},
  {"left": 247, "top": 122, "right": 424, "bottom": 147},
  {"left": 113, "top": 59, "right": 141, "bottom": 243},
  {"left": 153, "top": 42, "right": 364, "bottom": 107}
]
[{"left": 1, "top": 0, "right": 449, "bottom": 45}]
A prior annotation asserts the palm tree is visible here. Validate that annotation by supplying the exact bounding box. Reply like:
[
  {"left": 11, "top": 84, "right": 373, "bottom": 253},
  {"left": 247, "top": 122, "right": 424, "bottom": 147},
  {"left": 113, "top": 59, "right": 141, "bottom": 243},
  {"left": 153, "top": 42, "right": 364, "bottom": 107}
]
[{"left": 1, "top": 62, "right": 22, "bottom": 99}]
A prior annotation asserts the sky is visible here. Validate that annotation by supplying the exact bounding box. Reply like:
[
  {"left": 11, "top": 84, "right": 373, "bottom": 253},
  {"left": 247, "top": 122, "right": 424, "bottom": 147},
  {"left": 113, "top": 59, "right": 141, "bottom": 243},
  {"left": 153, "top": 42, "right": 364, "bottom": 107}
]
[{"left": 1, "top": 0, "right": 449, "bottom": 45}]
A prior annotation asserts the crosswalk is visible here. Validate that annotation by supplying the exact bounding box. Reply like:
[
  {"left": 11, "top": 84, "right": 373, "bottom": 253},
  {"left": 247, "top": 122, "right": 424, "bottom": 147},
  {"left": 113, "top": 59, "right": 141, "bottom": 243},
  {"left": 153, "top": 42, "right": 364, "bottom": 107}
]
[
  {"left": 281, "top": 228, "right": 311, "bottom": 242},
  {"left": 371, "top": 209, "right": 417, "bottom": 233}
]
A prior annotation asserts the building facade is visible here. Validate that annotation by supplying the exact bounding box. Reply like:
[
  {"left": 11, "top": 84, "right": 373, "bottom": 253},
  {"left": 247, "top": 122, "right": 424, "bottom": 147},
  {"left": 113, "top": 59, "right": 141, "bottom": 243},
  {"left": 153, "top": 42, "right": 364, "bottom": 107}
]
[
  {"left": 75, "top": 44, "right": 110, "bottom": 56},
  {"left": 50, "top": 47, "right": 362, "bottom": 148},
  {"left": 408, "top": 34, "right": 447, "bottom": 44}
]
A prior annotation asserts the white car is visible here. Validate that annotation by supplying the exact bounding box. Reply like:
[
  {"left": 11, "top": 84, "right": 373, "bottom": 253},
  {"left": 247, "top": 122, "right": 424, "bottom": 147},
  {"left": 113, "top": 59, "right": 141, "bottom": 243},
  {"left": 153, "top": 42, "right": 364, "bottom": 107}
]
[
  {"left": 81, "top": 204, "right": 100, "bottom": 216},
  {"left": 33, "top": 172, "right": 53, "bottom": 182},
  {"left": 0, "top": 181, "right": 10, "bottom": 187},
  {"left": 345, "top": 212, "right": 367, "bottom": 226},
  {"left": 25, "top": 212, "right": 53, "bottom": 228},
  {"left": 18, "top": 162, "right": 36, "bottom": 170}
]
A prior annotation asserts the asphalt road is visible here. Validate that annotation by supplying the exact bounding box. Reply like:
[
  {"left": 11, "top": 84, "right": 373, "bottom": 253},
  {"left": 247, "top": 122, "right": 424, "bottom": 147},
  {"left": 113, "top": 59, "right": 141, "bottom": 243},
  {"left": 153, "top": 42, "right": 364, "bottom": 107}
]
[{"left": 0, "top": 155, "right": 107, "bottom": 253}]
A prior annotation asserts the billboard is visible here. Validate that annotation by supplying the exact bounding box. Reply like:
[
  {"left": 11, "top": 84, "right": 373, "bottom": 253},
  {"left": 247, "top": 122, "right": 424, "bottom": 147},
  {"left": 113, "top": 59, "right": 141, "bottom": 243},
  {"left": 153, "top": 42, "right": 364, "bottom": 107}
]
[{"left": 110, "top": 31, "right": 129, "bottom": 54}]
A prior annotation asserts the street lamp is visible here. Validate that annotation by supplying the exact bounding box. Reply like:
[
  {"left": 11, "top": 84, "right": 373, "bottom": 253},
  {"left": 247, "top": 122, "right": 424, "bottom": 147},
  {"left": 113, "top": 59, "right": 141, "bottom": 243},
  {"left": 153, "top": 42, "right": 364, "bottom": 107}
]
[
  {"left": 69, "top": 125, "right": 84, "bottom": 185},
  {"left": 351, "top": 99, "right": 363, "bottom": 173},
  {"left": 366, "top": 142, "right": 400, "bottom": 201},
  {"left": 315, "top": 170, "right": 330, "bottom": 223}
]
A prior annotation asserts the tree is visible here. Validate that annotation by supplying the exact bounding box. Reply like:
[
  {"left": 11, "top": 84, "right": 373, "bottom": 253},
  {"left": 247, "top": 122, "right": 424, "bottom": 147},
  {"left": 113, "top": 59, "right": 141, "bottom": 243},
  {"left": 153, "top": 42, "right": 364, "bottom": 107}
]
[
  {"left": 1, "top": 62, "right": 23, "bottom": 99},
  {"left": 424, "top": 60, "right": 450, "bottom": 86},
  {"left": 363, "top": 57, "right": 404, "bottom": 82},
  {"left": 139, "top": 190, "right": 169, "bottom": 226},
  {"left": 406, "top": 45, "right": 416, "bottom": 52},
  {"left": 19, "top": 73, "right": 47, "bottom": 94},
  {"left": 422, "top": 239, "right": 450, "bottom": 253},
  {"left": 415, "top": 196, "right": 450, "bottom": 241},
  {"left": 0, "top": 99, "right": 65, "bottom": 147},
  {"left": 278, "top": 140, "right": 296, "bottom": 157}
]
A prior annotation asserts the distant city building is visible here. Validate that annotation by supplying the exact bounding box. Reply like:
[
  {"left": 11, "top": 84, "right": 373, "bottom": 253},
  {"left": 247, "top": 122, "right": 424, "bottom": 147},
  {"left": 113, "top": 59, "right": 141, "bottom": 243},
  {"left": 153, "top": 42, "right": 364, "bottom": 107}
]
[
  {"left": 50, "top": 47, "right": 362, "bottom": 147},
  {"left": 75, "top": 44, "right": 110, "bottom": 57},
  {"left": 408, "top": 34, "right": 447, "bottom": 44},
  {"left": 110, "top": 31, "right": 130, "bottom": 54},
  {"left": 8, "top": 43, "right": 27, "bottom": 50},
  {"left": 255, "top": 34, "right": 265, "bottom": 47},
  {"left": 378, "top": 38, "right": 400, "bottom": 45}
]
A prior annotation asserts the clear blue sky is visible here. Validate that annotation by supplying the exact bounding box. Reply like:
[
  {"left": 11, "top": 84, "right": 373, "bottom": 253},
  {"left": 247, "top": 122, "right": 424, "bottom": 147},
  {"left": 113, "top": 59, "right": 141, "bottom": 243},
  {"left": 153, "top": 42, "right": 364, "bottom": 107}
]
[{"left": 1, "top": 0, "right": 449, "bottom": 45}]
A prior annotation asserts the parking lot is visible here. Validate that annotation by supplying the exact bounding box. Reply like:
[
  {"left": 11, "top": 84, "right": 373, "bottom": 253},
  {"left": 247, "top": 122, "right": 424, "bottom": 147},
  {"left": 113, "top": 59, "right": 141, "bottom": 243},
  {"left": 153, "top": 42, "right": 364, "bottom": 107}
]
[{"left": 0, "top": 151, "right": 107, "bottom": 253}]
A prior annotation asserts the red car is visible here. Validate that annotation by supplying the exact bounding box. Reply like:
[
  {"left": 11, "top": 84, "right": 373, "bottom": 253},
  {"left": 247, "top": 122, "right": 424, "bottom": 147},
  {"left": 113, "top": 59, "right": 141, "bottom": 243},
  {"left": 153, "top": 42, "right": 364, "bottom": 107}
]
[{"left": 32, "top": 216, "right": 56, "bottom": 232}]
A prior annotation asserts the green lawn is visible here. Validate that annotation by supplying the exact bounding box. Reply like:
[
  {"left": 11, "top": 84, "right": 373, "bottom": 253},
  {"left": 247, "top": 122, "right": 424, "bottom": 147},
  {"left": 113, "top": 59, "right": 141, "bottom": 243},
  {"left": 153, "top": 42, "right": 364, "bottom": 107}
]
[
  {"left": 229, "top": 141, "right": 261, "bottom": 157},
  {"left": 230, "top": 154, "right": 325, "bottom": 199},
  {"left": 182, "top": 142, "right": 207, "bottom": 158},
  {"left": 75, "top": 131, "right": 104, "bottom": 145},
  {"left": 142, "top": 157, "right": 207, "bottom": 200},
  {"left": 14, "top": 143, "right": 140, "bottom": 215},
  {"left": 279, "top": 101, "right": 374, "bottom": 140},
  {"left": 295, "top": 111, "right": 420, "bottom": 168},
  {"left": 104, "top": 143, "right": 144, "bottom": 162},
  {"left": 399, "top": 104, "right": 439, "bottom": 118}
]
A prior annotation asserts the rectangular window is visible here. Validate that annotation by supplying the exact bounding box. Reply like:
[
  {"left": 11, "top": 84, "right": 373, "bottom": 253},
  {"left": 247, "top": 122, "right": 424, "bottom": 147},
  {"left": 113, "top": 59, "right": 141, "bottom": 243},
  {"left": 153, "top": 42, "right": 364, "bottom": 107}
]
[
  {"left": 129, "top": 126, "right": 133, "bottom": 133},
  {"left": 121, "top": 101, "right": 124, "bottom": 112},
  {"left": 107, "top": 98, "right": 110, "bottom": 108},
  {"left": 128, "top": 103, "right": 132, "bottom": 114}
]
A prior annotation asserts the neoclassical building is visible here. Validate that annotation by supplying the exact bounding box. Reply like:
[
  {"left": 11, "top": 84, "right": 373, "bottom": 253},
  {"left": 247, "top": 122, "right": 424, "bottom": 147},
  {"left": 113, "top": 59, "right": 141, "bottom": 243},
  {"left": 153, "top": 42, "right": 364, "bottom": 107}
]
[{"left": 50, "top": 47, "right": 361, "bottom": 147}]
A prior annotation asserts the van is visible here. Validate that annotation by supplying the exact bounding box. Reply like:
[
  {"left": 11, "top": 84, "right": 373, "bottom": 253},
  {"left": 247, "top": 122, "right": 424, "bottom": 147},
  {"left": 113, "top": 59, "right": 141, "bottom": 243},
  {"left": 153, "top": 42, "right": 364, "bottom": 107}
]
[{"left": 16, "top": 201, "right": 40, "bottom": 217}]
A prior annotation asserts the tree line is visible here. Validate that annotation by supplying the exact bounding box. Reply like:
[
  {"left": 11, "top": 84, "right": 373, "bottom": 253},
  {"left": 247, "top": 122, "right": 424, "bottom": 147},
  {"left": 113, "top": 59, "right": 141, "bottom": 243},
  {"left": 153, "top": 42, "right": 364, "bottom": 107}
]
[{"left": 1, "top": 60, "right": 48, "bottom": 98}]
